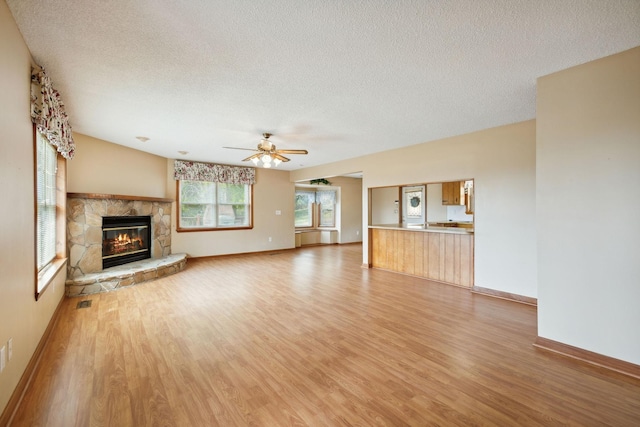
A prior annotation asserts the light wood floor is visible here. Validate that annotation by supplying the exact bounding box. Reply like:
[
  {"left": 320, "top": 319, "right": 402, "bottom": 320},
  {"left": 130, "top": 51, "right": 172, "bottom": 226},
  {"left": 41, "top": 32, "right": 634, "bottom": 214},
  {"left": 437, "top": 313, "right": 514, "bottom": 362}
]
[{"left": 9, "top": 244, "right": 640, "bottom": 426}]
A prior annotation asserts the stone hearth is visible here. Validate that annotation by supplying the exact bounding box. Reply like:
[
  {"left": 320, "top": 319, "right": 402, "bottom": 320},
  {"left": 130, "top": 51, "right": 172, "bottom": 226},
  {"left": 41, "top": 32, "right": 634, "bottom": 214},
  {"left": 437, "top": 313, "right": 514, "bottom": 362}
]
[
  {"left": 65, "top": 193, "right": 185, "bottom": 296},
  {"left": 66, "top": 253, "right": 187, "bottom": 297}
]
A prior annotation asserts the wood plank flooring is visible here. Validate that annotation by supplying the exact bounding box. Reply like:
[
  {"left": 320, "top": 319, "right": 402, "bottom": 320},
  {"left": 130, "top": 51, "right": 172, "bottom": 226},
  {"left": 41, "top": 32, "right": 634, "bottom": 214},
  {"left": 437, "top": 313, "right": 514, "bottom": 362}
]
[{"left": 9, "top": 244, "right": 640, "bottom": 426}]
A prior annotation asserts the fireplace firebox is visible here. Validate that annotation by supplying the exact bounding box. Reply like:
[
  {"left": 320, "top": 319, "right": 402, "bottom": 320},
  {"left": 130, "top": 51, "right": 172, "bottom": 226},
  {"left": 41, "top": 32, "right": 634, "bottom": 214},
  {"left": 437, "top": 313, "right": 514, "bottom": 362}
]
[{"left": 102, "top": 216, "right": 151, "bottom": 269}]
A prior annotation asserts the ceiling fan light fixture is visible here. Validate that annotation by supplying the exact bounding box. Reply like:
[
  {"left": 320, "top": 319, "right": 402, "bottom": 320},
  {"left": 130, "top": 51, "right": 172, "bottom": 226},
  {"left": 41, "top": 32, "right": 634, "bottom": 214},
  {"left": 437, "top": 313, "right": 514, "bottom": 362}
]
[{"left": 226, "top": 132, "right": 307, "bottom": 168}]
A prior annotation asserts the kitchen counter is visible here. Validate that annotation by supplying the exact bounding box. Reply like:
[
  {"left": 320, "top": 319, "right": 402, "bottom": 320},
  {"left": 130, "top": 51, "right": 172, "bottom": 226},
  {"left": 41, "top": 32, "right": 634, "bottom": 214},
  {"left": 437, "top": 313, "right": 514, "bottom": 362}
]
[
  {"left": 369, "top": 223, "right": 473, "bottom": 234},
  {"left": 370, "top": 226, "right": 474, "bottom": 287}
]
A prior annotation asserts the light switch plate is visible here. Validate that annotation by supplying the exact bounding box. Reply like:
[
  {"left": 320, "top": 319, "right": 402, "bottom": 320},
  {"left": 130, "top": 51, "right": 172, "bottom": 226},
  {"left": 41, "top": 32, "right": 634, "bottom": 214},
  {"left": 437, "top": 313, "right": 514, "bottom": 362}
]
[
  {"left": 7, "top": 338, "right": 12, "bottom": 360},
  {"left": 0, "top": 346, "right": 5, "bottom": 372},
  {"left": 275, "top": 210, "right": 281, "bottom": 215}
]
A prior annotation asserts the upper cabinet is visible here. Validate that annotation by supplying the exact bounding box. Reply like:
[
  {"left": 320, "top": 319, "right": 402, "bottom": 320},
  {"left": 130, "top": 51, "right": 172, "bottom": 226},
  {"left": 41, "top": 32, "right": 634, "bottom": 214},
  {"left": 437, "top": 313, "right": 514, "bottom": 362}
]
[{"left": 441, "top": 181, "right": 465, "bottom": 205}]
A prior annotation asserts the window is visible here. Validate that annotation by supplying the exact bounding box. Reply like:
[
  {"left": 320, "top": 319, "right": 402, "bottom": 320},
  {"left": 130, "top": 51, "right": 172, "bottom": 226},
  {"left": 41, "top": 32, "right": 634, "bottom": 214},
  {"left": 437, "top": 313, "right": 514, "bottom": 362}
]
[
  {"left": 317, "top": 190, "right": 336, "bottom": 227},
  {"left": 36, "top": 132, "right": 57, "bottom": 270},
  {"left": 177, "top": 179, "right": 252, "bottom": 230},
  {"left": 295, "top": 191, "right": 315, "bottom": 227},
  {"left": 295, "top": 188, "right": 337, "bottom": 228}
]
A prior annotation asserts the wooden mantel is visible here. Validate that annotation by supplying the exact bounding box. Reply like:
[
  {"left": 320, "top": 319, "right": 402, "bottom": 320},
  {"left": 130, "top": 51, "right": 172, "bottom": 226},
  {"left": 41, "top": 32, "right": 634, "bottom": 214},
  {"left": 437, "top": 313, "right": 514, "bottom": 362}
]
[{"left": 67, "top": 193, "right": 174, "bottom": 203}]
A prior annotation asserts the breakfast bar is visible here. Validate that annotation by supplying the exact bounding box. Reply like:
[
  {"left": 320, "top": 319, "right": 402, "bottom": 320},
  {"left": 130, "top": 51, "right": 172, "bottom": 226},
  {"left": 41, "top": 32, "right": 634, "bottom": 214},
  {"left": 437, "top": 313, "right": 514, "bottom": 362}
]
[{"left": 369, "top": 223, "right": 474, "bottom": 288}]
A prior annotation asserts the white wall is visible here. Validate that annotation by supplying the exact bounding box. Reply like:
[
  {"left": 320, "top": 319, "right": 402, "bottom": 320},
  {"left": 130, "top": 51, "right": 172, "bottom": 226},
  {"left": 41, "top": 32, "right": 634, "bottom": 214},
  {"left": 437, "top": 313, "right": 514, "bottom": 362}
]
[
  {"left": 0, "top": 2, "right": 66, "bottom": 415},
  {"left": 292, "top": 120, "right": 537, "bottom": 298},
  {"left": 447, "top": 205, "right": 473, "bottom": 222},
  {"left": 537, "top": 47, "right": 640, "bottom": 364},
  {"left": 426, "top": 183, "right": 447, "bottom": 222}
]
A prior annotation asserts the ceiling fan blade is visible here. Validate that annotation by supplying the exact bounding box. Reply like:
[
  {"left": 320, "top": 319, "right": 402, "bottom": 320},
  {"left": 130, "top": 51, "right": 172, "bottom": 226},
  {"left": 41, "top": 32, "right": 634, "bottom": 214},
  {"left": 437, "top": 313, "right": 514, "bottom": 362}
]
[
  {"left": 242, "top": 153, "right": 262, "bottom": 162},
  {"left": 223, "top": 146, "right": 259, "bottom": 152},
  {"left": 273, "top": 153, "right": 290, "bottom": 162},
  {"left": 276, "top": 149, "right": 308, "bottom": 155}
]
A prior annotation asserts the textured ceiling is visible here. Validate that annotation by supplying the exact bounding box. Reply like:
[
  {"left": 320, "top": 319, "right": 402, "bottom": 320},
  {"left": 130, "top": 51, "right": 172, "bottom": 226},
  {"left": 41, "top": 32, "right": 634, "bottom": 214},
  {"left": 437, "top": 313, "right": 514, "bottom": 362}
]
[{"left": 7, "top": 0, "right": 640, "bottom": 171}]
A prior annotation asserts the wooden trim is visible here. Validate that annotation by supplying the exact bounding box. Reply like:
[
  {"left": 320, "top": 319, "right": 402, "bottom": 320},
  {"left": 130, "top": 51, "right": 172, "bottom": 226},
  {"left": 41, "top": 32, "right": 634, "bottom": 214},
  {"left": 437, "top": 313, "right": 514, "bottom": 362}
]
[
  {"left": 534, "top": 337, "right": 640, "bottom": 380},
  {"left": 191, "top": 243, "right": 358, "bottom": 261},
  {"left": 361, "top": 263, "right": 372, "bottom": 269},
  {"left": 35, "top": 258, "right": 67, "bottom": 301},
  {"left": 295, "top": 242, "right": 338, "bottom": 248},
  {"left": 471, "top": 285, "right": 537, "bottom": 306},
  {"left": 189, "top": 248, "right": 297, "bottom": 261},
  {"left": 67, "top": 192, "right": 173, "bottom": 203},
  {"left": 0, "top": 296, "right": 65, "bottom": 426},
  {"left": 175, "top": 180, "right": 253, "bottom": 231},
  {"left": 176, "top": 225, "right": 254, "bottom": 233},
  {"left": 32, "top": 125, "right": 38, "bottom": 303}
]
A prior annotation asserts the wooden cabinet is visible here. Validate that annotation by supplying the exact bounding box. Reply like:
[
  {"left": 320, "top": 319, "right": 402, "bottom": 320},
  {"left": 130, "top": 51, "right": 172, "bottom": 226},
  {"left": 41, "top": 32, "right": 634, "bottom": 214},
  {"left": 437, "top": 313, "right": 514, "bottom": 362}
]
[
  {"left": 371, "top": 228, "right": 474, "bottom": 288},
  {"left": 441, "top": 181, "right": 465, "bottom": 205}
]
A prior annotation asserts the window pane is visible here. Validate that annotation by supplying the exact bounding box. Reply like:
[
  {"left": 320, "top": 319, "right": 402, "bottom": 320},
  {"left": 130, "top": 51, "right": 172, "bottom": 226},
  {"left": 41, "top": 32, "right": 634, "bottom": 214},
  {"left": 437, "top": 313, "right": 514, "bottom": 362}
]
[
  {"left": 317, "top": 190, "right": 336, "bottom": 227},
  {"left": 316, "top": 190, "right": 335, "bottom": 205},
  {"left": 36, "top": 133, "right": 57, "bottom": 270},
  {"left": 405, "top": 190, "right": 422, "bottom": 218},
  {"left": 218, "top": 183, "right": 250, "bottom": 227},
  {"left": 180, "top": 180, "right": 216, "bottom": 227},
  {"left": 218, "top": 183, "right": 248, "bottom": 204},
  {"left": 295, "top": 191, "right": 314, "bottom": 227},
  {"left": 179, "top": 180, "right": 251, "bottom": 229}
]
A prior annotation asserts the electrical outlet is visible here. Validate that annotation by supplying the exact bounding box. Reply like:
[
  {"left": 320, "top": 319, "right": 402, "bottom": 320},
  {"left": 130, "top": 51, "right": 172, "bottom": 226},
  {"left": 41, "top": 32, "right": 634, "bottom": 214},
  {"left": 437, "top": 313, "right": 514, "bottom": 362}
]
[
  {"left": 268, "top": 237, "right": 272, "bottom": 242},
  {"left": 275, "top": 210, "right": 281, "bottom": 216},
  {"left": 0, "top": 346, "right": 5, "bottom": 373},
  {"left": 356, "top": 230, "right": 360, "bottom": 236},
  {"left": 8, "top": 338, "right": 12, "bottom": 360}
]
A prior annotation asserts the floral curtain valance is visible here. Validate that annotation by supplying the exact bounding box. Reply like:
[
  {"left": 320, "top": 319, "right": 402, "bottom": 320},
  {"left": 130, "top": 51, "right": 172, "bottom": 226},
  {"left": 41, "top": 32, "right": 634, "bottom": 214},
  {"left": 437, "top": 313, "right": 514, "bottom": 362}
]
[
  {"left": 31, "top": 66, "right": 75, "bottom": 159},
  {"left": 174, "top": 160, "right": 256, "bottom": 185}
]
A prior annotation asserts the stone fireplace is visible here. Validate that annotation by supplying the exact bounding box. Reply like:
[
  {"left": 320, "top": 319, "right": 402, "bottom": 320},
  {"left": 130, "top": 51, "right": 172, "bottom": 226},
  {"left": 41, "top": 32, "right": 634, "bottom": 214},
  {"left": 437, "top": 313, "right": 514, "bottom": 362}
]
[{"left": 66, "top": 193, "right": 174, "bottom": 279}]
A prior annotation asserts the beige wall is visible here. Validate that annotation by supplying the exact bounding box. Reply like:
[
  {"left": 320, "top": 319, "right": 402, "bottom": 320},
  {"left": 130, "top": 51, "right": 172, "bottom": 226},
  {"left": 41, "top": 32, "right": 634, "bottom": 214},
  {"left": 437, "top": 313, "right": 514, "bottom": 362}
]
[
  {"left": 67, "top": 133, "right": 169, "bottom": 198},
  {"left": 292, "top": 120, "right": 538, "bottom": 298},
  {"left": 0, "top": 1, "right": 66, "bottom": 415},
  {"left": 67, "top": 139, "right": 297, "bottom": 257},
  {"left": 170, "top": 166, "right": 296, "bottom": 257},
  {"left": 537, "top": 47, "right": 640, "bottom": 364},
  {"left": 371, "top": 187, "right": 399, "bottom": 224},
  {"left": 328, "top": 176, "right": 363, "bottom": 244}
]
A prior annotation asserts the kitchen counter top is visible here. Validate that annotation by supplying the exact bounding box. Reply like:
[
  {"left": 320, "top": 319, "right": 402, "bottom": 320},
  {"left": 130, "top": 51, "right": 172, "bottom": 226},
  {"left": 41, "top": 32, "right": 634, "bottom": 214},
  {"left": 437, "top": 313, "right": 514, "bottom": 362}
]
[{"left": 369, "top": 223, "right": 474, "bottom": 234}]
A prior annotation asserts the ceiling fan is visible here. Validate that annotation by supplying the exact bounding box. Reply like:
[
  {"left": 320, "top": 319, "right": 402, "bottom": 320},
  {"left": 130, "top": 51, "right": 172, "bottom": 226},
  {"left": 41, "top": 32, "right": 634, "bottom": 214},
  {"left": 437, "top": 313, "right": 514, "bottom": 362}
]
[{"left": 224, "top": 133, "right": 308, "bottom": 168}]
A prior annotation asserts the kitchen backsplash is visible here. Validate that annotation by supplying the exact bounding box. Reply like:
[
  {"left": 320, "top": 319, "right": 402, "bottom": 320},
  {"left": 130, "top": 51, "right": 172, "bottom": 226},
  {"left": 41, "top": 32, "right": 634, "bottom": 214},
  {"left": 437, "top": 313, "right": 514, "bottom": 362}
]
[{"left": 447, "top": 205, "right": 474, "bottom": 222}]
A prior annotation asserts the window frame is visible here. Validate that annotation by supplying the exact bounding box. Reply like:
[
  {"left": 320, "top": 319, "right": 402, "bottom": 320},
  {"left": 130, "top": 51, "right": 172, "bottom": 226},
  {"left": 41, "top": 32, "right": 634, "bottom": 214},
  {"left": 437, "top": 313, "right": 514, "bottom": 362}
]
[
  {"left": 316, "top": 190, "right": 337, "bottom": 228},
  {"left": 34, "top": 127, "right": 67, "bottom": 300},
  {"left": 294, "top": 188, "right": 338, "bottom": 230},
  {"left": 294, "top": 190, "right": 316, "bottom": 228},
  {"left": 176, "top": 179, "right": 254, "bottom": 232},
  {"left": 36, "top": 131, "right": 57, "bottom": 270}
]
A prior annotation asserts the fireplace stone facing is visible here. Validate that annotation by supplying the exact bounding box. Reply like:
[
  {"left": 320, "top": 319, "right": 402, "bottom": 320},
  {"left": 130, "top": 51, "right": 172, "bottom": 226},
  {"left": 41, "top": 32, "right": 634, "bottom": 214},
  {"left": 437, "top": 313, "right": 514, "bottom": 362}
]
[{"left": 66, "top": 193, "right": 184, "bottom": 296}]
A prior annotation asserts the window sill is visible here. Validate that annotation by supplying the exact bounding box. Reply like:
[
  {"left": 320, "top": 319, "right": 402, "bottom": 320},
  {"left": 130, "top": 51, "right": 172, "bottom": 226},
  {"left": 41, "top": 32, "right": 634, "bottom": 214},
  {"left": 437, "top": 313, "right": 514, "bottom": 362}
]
[{"left": 36, "top": 257, "right": 67, "bottom": 301}]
